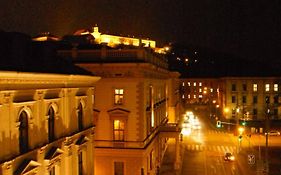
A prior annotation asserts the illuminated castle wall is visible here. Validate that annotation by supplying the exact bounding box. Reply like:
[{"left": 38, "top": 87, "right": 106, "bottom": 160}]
[{"left": 80, "top": 26, "right": 156, "bottom": 48}]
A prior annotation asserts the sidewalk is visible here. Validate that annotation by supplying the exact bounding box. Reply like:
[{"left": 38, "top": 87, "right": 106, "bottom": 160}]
[{"left": 159, "top": 140, "right": 183, "bottom": 175}]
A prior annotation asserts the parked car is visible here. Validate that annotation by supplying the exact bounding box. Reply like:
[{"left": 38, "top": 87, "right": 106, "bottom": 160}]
[{"left": 265, "top": 130, "right": 280, "bottom": 136}]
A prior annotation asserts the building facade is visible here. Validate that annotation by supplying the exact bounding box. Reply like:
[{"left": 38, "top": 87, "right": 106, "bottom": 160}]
[
  {"left": 221, "top": 77, "right": 281, "bottom": 121},
  {"left": 180, "top": 77, "right": 281, "bottom": 122},
  {"left": 59, "top": 45, "right": 181, "bottom": 175},
  {"left": 0, "top": 71, "right": 100, "bottom": 175}
]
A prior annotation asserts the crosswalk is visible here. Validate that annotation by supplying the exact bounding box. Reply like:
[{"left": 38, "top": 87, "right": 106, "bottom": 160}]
[{"left": 185, "top": 144, "right": 237, "bottom": 153}]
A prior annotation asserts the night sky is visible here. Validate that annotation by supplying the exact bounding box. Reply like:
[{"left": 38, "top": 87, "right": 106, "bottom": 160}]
[{"left": 1, "top": 0, "right": 281, "bottom": 62}]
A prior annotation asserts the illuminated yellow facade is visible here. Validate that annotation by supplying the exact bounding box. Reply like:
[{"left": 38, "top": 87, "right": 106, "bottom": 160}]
[
  {"left": 0, "top": 71, "right": 100, "bottom": 175},
  {"left": 58, "top": 46, "right": 182, "bottom": 175},
  {"left": 79, "top": 26, "right": 156, "bottom": 48}
]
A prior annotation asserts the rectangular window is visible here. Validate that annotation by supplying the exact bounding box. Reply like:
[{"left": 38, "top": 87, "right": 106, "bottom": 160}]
[
  {"left": 274, "top": 84, "right": 278, "bottom": 92},
  {"left": 78, "top": 152, "right": 83, "bottom": 175},
  {"left": 150, "top": 150, "right": 154, "bottom": 170},
  {"left": 188, "top": 95, "right": 191, "bottom": 99},
  {"left": 114, "top": 89, "right": 124, "bottom": 105},
  {"left": 113, "top": 120, "right": 125, "bottom": 141},
  {"left": 274, "top": 109, "right": 278, "bottom": 116},
  {"left": 242, "top": 96, "right": 247, "bottom": 103},
  {"left": 49, "top": 167, "right": 55, "bottom": 175},
  {"left": 265, "top": 96, "right": 270, "bottom": 104},
  {"left": 199, "top": 95, "right": 203, "bottom": 98},
  {"left": 182, "top": 82, "right": 185, "bottom": 86},
  {"left": 193, "top": 95, "right": 196, "bottom": 99},
  {"left": 274, "top": 95, "right": 279, "bottom": 104},
  {"left": 265, "top": 84, "right": 270, "bottom": 92},
  {"left": 232, "top": 109, "right": 236, "bottom": 118},
  {"left": 232, "top": 96, "right": 236, "bottom": 103},
  {"left": 231, "top": 84, "right": 236, "bottom": 91},
  {"left": 253, "top": 108, "right": 257, "bottom": 120},
  {"left": 199, "top": 88, "right": 202, "bottom": 92},
  {"left": 193, "top": 82, "right": 196, "bottom": 86},
  {"left": 114, "top": 162, "right": 124, "bottom": 175},
  {"left": 253, "top": 96, "right": 258, "bottom": 104},
  {"left": 253, "top": 84, "right": 258, "bottom": 92},
  {"left": 199, "top": 82, "right": 202, "bottom": 86},
  {"left": 188, "top": 82, "right": 191, "bottom": 86},
  {"left": 242, "top": 84, "right": 247, "bottom": 91}
]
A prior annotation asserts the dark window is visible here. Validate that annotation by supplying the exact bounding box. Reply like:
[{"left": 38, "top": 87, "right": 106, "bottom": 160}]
[
  {"left": 78, "top": 103, "right": 83, "bottom": 131},
  {"left": 49, "top": 166, "right": 55, "bottom": 175},
  {"left": 78, "top": 152, "right": 83, "bottom": 175},
  {"left": 48, "top": 107, "right": 55, "bottom": 142},
  {"left": 265, "top": 96, "right": 270, "bottom": 104},
  {"left": 274, "top": 109, "right": 278, "bottom": 116},
  {"left": 242, "top": 96, "right": 247, "bottom": 103},
  {"left": 231, "top": 96, "right": 236, "bottom": 103},
  {"left": 242, "top": 84, "right": 247, "bottom": 91},
  {"left": 253, "top": 96, "right": 258, "bottom": 104},
  {"left": 19, "top": 111, "right": 29, "bottom": 154},
  {"left": 231, "top": 84, "right": 236, "bottom": 91},
  {"left": 114, "top": 162, "right": 124, "bottom": 175},
  {"left": 274, "top": 95, "right": 279, "bottom": 104},
  {"left": 253, "top": 109, "right": 257, "bottom": 120}
]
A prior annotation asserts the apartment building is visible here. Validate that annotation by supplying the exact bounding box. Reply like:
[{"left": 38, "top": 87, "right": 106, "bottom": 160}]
[
  {"left": 58, "top": 44, "right": 181, "bottom": 175},
  {"left": 180, "top": 77, "right": 281, "bottom": 122},
  {"left": 221, "top": 77, "right": 281, "bottom": 121}
]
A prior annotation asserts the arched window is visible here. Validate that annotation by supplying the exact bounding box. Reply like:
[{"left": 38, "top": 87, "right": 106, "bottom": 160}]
[
  {"left": 48, "top": 106, "right": 55, "bottom": 142},
  {"left": 19, "top": 111, "right": 29, "bottom": 154},
  {"left": 78, "top": 103, "right": 83, "bottom": 131}
]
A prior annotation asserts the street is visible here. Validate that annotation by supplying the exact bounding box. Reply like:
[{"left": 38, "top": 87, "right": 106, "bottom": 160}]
[{"left": 180, "top": 109, "right": 281, "bottom": 175}]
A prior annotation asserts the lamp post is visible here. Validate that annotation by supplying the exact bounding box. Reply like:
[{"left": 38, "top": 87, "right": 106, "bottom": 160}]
[{"left": 265, "top": 98, "right": 270, "bottom": 174}]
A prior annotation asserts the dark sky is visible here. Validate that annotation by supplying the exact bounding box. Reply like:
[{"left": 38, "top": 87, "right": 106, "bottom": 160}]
[{"left": 1, "top": 0, "right": 281, "bottom": 61}]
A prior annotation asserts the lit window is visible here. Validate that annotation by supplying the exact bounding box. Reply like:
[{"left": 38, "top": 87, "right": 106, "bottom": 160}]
[
  {"left": 217, "top": 88, "right": 219, "bottom": 93},
  {"left": 188, "top": 95, "right": 191, "bottom": 99},
  {"left": 274, "top": 84, "right": 278, "bottom": 92},
  {"left": 193, "top": 95, "right": 196, "bottom": 99},
  {"left": 210, "top": 88, "right": 213, "bottom": 93},
  {"left": 113, "top": 120, "right": 125, "bottom": 141},
  {"left": 188, "top": 82, "right": 191, "bottom": 86},
  {"left": 193, "top": 82, "right": 196, "bottom": 86},
  {"left": 182, "top": 94, "right": 185, "bottom": 99},
  {"left": 199, "top": 82, "right": 202, "bottom": 86},
  {"left": 182, "top": 82, "right": 185, "bottom": 86},
  {"left": 265, "top": 84, "right": 270, "bottom": 92},
  {"left": 199, "top": 95, "right": 203, "bottom": 98},
  {"left": 115, "top": 89, "right": 124, "bottom": 105},
  {"left": 199, "top": 88, "right": 202, "bottom": 92},
  {"left": 253, "top": 84, "right": 258, "bottom": 92}
]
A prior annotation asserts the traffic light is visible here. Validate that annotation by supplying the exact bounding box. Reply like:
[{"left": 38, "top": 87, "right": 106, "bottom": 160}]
[{"left": 216, "top": 121, "right": 221, "bottom": 128}]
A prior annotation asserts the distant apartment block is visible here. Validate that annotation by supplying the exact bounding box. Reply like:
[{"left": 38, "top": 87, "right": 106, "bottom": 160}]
[{"left": 180, "top": 77, "right": 281, "bottom": 121}]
